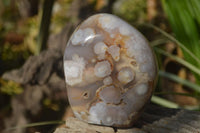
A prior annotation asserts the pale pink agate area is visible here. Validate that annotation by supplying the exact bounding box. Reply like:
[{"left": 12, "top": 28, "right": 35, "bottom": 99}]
[{"left": 63, "top": 13, "right": 157, "bottom": 127}]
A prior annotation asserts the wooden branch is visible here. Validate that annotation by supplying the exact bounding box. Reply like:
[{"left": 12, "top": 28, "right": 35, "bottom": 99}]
[{"left": 54, "top": 104, "right": 200, "bottom": 133}]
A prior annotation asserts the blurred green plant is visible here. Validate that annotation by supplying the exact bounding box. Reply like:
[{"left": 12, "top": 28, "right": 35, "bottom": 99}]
[
  {"left": 43, "top": 98, "right": 60, "bottom": 111},
  {"left": 159, "top": 70, "right": 200, "bottom": 93},
  {"left": 23, "top": 17, "right": 39, "bottom": 54},
  {"left": 0, "top": 43, "right": 31, "bottom": 75},
  {"left": 51, "top": 0, "right": 72, "bottom": 34},
  {"left": 113, "top": 0, "right": 147, "bottom": 23},
  {"left": 161, "top": 0, "right": 200, "bottom": 84},
  {"left": 2, "top": 0, "right": 11, "bottom": 6},
  {"left": 148, "top": 0, "right": 200, "bottom": 109},
  {"left": 142, "top": 23, "right": 200, "bottom": 109},
  {"left": 144, "top": 24, "right": 200, "bottom": 110},
  {"left": 37, "top": 0, "right": 55, "bottom": 55},
  {"left": 0, "top": 78, "right": 23, "bottom": 95},
  {"left": 0, "top": 1, "right": 38, "bottom": 75}
]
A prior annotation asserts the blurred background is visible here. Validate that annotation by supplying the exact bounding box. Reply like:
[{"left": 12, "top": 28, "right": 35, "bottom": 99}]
[{"left": 0, "top": 0, "right": 200, "bottom": 132}]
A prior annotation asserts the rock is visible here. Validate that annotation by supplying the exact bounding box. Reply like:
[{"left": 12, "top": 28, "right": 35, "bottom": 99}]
[{"left": 54, "top": 117, "right": 115, "bottom": 133}]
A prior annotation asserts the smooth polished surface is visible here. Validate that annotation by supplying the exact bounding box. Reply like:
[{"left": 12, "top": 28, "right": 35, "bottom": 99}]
[{"left": 64, "top": 13, "right": 157, "bottom": 127}]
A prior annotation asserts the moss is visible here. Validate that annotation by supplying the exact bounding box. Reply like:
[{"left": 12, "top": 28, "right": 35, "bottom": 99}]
[
  {"left": 113, "top": 0, "right": 147, "bottom": 23},
  {"left": 0, "top": 78, "right": 23, "bottom": 95}
]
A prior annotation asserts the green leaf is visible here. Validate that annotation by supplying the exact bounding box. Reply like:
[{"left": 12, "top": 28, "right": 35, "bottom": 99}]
[
  {"left": 155, "top": 47, "right": 200, "bottom": 77},
  {"left": 151, "top": 95, "right": 179, "bottom": 108},
  {"left": 159, "top": 70, "right": 200, "bottom": 93},
  {"left": 144, "top": 23, "right": 200, "bottom": 64},
  {"left": 161, "top": 0, "right": 200, "bottom": 84}
]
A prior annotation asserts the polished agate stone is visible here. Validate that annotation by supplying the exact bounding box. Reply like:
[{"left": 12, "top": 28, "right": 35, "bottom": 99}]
[{"left": 63, "top": 13, "right": 157, "bottom": 127}]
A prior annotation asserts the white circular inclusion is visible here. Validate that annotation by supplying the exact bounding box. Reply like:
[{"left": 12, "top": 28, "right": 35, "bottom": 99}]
[
  {"left": 64, "top": 61, "right": 83, "bottom": 86},
  {"left": 94, "top": 42, "right": 108, "bottom": 55},
  {"left": 117, "top": 67, "right": 134, "bottom": 84},
  {"left": 103, "top": 76, "right": 113, "bottom": 85},
  {"left": 136, "top": 83, "right": 148, "bottom": 95},
  {"left": 107, "top": 45, "right": 120, "bottom": 61},
  {"left": 94, "top": 61, "right": 111, "bottom": 78}
]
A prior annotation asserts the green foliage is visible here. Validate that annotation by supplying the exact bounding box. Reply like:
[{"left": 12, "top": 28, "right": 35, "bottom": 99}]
[
  {"left": 51, "top": 0, "right": 72, "bottom": 34},
  {"left": 152, "top": 0, "right": 200, "bottom": 109},
  {"left": 37, "top": 0, "right": 55, "bottom": 54},
  {"left": 145, "top": 24, "right": 200, "bottom": 109},
  {"left": 113, "top": 0, "right": 147, "bottom": 23},
  {"left": 155, "top": 47, "right": 200, "bottom": 77},
  {"left": 23, "top": 17, "right": 39, "bottom": 54},
  {"left": 2, "top": 0, "right": 11, "bottom": 6},
  {"left": 152, "top": 95, "right": 200, "bottom": 110},
  {"left": 159, "top": 71, "right": 200, "bottom": 93},
  {"left": 0, "top": 1, "right": 37, "bottom": 74},
  {"left": 0, "top": 78, "right": 23, "bottom": 95},
  {"left": 0, "top": 43, "right": 31, "bottom": 75},
  {"left": 151, "top": 95, "right": 179, "bottom": 108},
  {"left": 161, "top": 0, "right": 200, "bottom": 84},
  {"left": 43, "top": 98, "right": 60, "bottom": 111}
]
